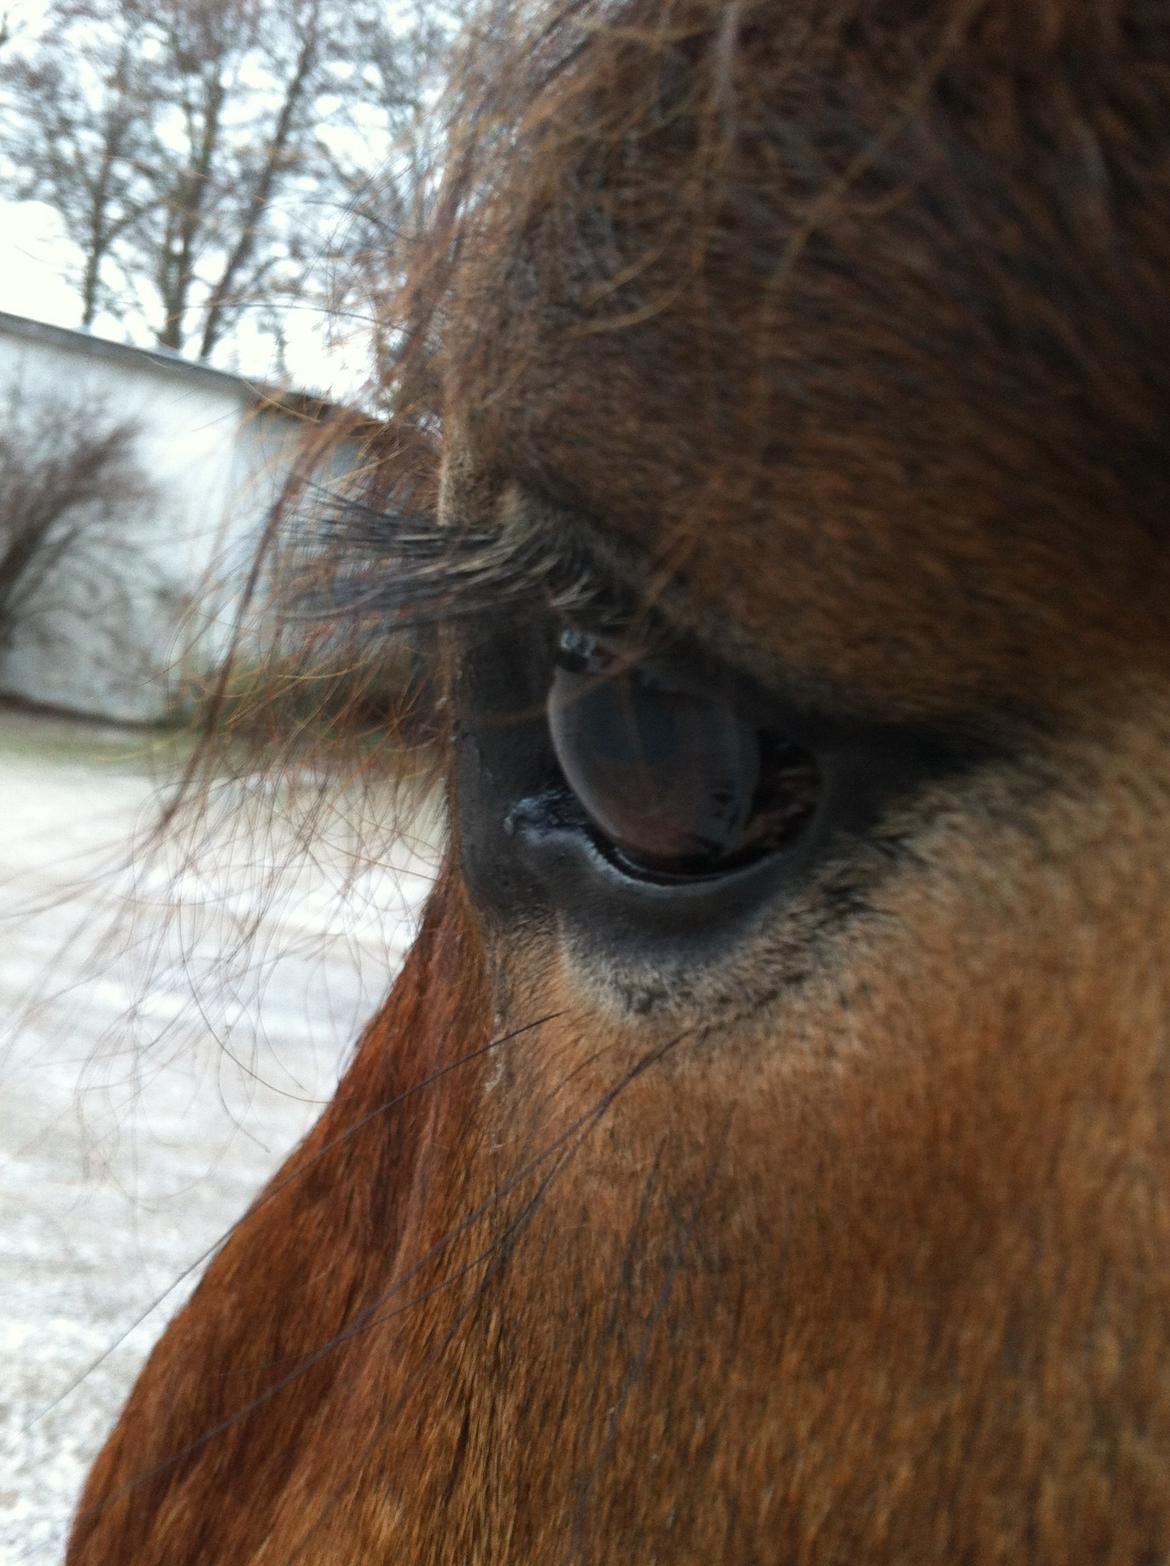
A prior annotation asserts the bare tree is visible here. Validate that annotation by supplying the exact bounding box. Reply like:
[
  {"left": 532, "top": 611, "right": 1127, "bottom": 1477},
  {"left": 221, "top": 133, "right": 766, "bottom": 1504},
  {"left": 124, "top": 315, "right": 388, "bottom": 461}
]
[
  {"left": 0, "top": 0, "right": 461, "bottom": 366},
  {"left": 148, "top": 0, "right": 337, "bottom": 359},
  {"left": 322, "top": 0, "right": 457, "bottom": 407},
  {"left": 0, "top": 4, "right": 159, "bottom": 328},
  {"left": 0, "top": 388, "right": 153, "bottom": 650}
]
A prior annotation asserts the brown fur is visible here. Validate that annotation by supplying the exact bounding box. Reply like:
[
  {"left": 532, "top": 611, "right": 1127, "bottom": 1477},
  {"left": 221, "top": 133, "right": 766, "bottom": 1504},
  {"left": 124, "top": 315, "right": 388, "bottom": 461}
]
[{"left": 70, "top": 1, "right": 1170, "bottom": 1561}]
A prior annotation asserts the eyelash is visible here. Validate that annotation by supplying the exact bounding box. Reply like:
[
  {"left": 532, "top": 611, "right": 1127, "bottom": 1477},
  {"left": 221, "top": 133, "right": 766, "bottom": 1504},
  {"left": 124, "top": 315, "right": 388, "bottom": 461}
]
[{"left": 295, "top": 487, "right": 629, "bottom": 637}]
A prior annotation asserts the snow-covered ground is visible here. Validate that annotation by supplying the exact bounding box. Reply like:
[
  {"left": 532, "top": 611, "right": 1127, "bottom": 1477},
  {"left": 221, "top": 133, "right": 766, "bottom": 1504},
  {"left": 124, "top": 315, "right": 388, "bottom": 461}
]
[{"left": 0, "top": 712, "right": 441, "bottom": 1563}]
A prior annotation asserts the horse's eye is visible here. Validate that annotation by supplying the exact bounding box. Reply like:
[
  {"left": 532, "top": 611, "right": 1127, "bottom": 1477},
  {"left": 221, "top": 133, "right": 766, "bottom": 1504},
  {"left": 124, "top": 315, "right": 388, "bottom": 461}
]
[{"left": 547, "top": 629, "right": 820, "bottom": 880}]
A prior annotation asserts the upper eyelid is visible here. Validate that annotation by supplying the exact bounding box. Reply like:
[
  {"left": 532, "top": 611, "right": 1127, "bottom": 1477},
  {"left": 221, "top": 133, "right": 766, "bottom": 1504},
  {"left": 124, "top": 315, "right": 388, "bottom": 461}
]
[
  {"left": 495, "top": 484, "right": 693, "bottom": 639},
  {"left": 331, "top": 479, "right": 985, "bottom": 758},
  {"left": 499, "top": 488, "right": 828, "bottom": 709},
  {"left": 324, "top": 474, "right": 703, "bottom": 674}
]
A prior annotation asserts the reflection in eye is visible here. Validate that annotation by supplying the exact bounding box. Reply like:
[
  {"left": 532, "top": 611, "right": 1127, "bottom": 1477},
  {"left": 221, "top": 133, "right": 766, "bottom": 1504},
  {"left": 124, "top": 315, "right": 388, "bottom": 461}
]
[{"left": 547, "top": 629, "right": 821, "bottom": 880}]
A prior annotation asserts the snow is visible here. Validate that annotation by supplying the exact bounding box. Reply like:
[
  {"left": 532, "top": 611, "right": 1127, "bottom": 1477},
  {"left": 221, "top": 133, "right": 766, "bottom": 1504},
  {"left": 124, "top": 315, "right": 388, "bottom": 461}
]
[{"left": 0, "top": 712, "right": 441, "bottom": 1563}]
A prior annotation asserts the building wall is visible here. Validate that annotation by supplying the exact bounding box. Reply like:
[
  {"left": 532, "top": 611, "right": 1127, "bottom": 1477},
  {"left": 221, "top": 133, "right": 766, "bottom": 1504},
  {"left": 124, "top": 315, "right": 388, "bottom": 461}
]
[{"left": 0, "top": 316, "right": 312, "bottom": 724}]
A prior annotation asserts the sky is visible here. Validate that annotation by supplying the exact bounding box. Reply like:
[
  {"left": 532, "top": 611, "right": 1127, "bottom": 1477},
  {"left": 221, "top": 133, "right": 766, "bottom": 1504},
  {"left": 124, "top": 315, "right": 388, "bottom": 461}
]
[
  {"left": 0, "top": 199, "right": 81, "bottom": 330},
  {"left": 0, "top": 195, "right": 375, "bottom": 400},
  {"left": 0, "top": 0, "right": 398, "bottom": 402},
  {"left": 0, "top": 7, "right": 107, "bottom": 341}
]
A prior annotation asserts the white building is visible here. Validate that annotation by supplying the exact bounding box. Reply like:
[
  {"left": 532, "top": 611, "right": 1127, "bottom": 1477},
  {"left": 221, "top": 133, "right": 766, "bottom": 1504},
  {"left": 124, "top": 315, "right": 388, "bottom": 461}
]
[{"left": 0, "top": 311, "right": 353, "bottom": 725}]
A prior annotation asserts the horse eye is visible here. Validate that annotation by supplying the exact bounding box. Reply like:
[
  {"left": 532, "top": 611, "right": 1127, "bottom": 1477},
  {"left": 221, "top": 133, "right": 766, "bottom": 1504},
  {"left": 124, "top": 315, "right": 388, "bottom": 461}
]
[{"left": 547, "top": 629, "right": 821, "bottom": 880}]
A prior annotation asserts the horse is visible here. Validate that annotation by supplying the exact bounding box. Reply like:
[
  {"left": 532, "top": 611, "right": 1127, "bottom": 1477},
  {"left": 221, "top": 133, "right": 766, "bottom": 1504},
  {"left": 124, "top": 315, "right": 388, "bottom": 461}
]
[{"left": 67, "top": 0, "right": 1170, "bottom": 1560}]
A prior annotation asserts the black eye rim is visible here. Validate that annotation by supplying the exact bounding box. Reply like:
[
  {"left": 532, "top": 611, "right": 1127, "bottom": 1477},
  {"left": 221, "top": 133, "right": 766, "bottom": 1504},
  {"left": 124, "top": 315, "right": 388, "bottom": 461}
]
[{"left": 453, "top": 607, "right": 991, "bottom": 951}]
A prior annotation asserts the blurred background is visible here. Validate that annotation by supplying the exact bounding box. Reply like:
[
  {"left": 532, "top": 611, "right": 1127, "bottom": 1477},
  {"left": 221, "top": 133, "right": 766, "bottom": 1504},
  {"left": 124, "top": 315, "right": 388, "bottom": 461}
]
[{"left": 0, "top": 1, "right": 459, "bottom": 1556}]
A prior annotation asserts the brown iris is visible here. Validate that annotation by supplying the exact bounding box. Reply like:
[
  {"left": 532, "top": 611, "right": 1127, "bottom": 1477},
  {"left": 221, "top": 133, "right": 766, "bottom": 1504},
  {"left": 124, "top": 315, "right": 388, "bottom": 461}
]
[{"left": 546, "top": 629, "right": 820, "bottom": 880}]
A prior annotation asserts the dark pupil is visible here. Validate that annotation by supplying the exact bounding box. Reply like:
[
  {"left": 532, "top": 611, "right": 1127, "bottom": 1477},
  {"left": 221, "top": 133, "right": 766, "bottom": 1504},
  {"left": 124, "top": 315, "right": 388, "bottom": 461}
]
[{"left": 547, "top": 629, "right": 819, "bottom": 878}]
